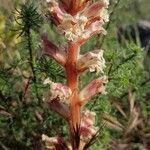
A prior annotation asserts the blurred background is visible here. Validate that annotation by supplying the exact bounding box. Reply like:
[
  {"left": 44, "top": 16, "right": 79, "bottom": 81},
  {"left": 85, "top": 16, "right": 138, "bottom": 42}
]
[{"left": 0, "top": 0, "right": 150, "bottom": 149}]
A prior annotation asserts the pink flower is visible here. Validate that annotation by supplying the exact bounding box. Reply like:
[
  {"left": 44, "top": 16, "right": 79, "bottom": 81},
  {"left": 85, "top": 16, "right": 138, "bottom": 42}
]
[
  {"left": 41, "top": 35, "right": 66, "bottom": 66},
  {"left": 47, "top": 98, "right": 70, "bottom": 120},
  {"left": 46, "top": 0, "right": 109, "bottom": 42},
  {"left": 82, "top": 110, "right": 96, "bottom": 126},
  {"left": 43, "top": 78, "right": 71, "bottom": 120},
  {"left": 79, "top": 76, "right": 108, "bottom": 105},
  {"left": 77, "top": 50, "right": 105, "bottom": 73},
  {"left": 43, "top": 78, "right": 71, "bottom": 104},
  {"left": 80, "top": 110, "right": 98, "bottom": 141}
]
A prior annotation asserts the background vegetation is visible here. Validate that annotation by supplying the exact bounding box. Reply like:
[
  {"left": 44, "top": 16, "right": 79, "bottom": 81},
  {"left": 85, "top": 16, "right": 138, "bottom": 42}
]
[{"left": 0, "top": 0, "right": 149, "bottom": 149}]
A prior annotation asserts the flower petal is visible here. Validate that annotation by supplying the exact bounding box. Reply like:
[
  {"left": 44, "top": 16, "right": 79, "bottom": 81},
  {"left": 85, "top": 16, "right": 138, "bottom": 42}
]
[
  {"left": 48, "top": 0, "right": 73, "bottom": 25},
  {"left": 82, "top": 110, "right": 96, "bottom": 126},
  {"left": 57, "top": 14, "right": 88, "bottom": 41},
  {"left": 42, "top": 134, "right": 59, "bottom": 145},
  {"left": 82, "top": 21, "right": 107, "bottom": 40}
]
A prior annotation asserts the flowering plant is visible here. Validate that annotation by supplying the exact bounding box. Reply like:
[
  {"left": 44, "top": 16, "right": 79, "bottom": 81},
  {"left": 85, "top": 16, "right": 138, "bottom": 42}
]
[{"left": 41, "top": 0, "right": 109, "bottom": 149}]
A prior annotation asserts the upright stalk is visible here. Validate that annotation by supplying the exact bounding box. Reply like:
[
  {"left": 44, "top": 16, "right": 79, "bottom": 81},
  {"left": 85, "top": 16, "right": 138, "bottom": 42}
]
[
  {"left": 66, "top": 42, "right": 81, "bottom": 148},
  {"left": 26, "top": 29, "right": 36, "bottom": 83}
]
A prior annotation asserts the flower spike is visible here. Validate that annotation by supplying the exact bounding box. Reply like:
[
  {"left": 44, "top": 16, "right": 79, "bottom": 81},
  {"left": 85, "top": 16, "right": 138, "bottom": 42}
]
[{"left": 42, "top": 0, "right": 109, "bottom": 149}]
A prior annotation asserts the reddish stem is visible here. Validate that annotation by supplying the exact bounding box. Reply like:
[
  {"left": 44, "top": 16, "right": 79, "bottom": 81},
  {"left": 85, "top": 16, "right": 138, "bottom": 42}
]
[{"left": 65, "top": 42, "right": 81, "bottom": 148}]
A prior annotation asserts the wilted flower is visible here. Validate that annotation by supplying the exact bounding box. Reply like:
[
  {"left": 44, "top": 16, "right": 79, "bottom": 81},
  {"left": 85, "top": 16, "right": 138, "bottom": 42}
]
[
  {"left": 80, "top": 110, "right": 98, "bottom": 141},
  {"left": 79, "top": 76, "right": 108, "bottom": 105},
  {"left": 77, "top": 50, "right": 105, "bottom": 73}
]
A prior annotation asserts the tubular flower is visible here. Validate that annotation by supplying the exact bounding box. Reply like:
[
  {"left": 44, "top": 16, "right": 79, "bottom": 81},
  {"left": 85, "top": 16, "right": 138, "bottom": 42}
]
[
  {"left": 41, "top": 35, "right": 66, "bottom": 66},
  {"left": 80, "top": 110, "right": 98, "bottom": 141},
  {"left": 79, "top": 76, "right": 108, "bottom": 105},
  {"left": 43, "top": 78, "right": 72, "bottom": 103},
  {"left": 77, "top": 50, "right": 105, "bottom": 73},
  {"left": 43, "top": 78, "right": 71, "bottom": 119},
  {"left": 46, "top": 0, "right": 109, "bottom": 42}
]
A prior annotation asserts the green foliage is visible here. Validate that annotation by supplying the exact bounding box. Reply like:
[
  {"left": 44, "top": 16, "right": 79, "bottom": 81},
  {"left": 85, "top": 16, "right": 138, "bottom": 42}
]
[{"left": 16, "top": 1, "right": 43, "bottom": 36}]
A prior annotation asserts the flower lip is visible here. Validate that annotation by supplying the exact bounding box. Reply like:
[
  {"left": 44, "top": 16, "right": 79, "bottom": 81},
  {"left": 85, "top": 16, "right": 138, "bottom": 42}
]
[{"left": 77, "top": 49, "right": 106, "bottom": 73}]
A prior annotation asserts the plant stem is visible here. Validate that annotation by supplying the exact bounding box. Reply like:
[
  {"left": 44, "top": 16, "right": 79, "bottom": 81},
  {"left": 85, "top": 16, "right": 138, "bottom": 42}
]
[
  {"left": 27, "top": 29, "right": 36, "bottom": 83},
  {"left": 66, "top": 42, "right": 81, "bottom": 149},
  {"left": 26, "top": 29, "right": 40, "bottom": 101}
]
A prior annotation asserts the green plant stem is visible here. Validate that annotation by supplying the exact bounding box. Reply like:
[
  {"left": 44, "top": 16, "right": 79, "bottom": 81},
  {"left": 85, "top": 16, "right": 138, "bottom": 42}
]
[
  {"left": 26, "top": 28, "right": 36, "bottom": 83},
  {"left": 26, "top": 29, "right": 40, "bottom": 101}
]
